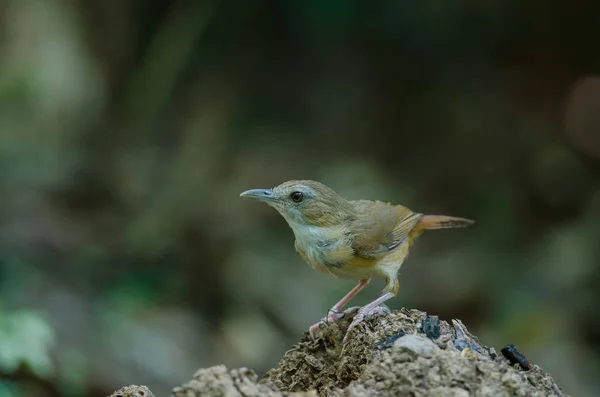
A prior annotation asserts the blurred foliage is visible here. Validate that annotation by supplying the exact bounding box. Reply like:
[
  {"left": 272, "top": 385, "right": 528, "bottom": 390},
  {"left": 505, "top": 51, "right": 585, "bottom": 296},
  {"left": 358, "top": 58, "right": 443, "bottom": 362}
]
[
  {"left": 0, "top": 0, "right": 600, "bottom": 396},
  {"left": 0, "top": 310, "right": 55, "bottom": 376}
]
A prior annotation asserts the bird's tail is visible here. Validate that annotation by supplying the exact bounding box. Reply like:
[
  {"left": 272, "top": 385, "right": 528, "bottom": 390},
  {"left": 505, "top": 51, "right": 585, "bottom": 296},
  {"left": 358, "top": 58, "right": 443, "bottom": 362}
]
[
  {"left": 417, "top": 215, "right": 474, "bottom": 230},
  {"left": 408, "top": 214, "right": 474, "bottom": 243}
]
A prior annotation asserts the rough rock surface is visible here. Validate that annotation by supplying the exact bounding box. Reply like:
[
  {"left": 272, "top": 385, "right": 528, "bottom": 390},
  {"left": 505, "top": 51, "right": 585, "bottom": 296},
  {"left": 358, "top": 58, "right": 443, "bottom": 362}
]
[
  {"left": 108, "top": 308, "right": 567, "bottom": 397},
  {"left": 171, "top": 366, "right": 316, "bottom": 397},
  {"left": 109, "top": 385, "right": 155, "bottom": 397}
]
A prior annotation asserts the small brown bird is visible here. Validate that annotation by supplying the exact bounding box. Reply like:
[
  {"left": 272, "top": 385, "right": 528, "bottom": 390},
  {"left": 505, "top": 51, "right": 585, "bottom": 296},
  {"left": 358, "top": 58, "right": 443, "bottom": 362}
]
[{"left": 240, "top": 180, "right": 473, "bottom": 342}]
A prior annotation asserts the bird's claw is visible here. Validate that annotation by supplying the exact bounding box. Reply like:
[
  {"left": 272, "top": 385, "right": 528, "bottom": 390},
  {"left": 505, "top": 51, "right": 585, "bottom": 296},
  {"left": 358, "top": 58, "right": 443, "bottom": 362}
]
[
  {"left": 309, "top": 306, "right": 361, "bottom": 335},
  {"left": 308, "top": 314, "right": 342, "bottom": 334},
  {"left": 342, "top": 305, "right": 390, "bottom": 343}
]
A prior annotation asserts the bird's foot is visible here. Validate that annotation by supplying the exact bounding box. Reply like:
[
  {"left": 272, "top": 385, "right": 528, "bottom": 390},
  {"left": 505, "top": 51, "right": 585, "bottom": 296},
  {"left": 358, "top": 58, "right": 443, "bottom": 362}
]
[
  {"left": 343, "top": 305, "right": 390, "bottom": 343},
  {"left": 308, "top": 306, "right": 361, "bottom": 335}
]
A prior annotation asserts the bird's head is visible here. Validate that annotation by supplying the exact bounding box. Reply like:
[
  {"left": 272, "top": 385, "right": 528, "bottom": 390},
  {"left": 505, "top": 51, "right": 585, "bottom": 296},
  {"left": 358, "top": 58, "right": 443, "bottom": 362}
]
[{"left": 240, "top": 180, "right": 354, "bottom": 228}]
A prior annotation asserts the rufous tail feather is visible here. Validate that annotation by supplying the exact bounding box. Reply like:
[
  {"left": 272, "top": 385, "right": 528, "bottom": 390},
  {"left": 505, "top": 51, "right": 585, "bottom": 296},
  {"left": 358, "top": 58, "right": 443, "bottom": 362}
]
[
  {"left": 417, "top": 215, "right": 474, "bottom": 230},
  {"left": 408, "top": 214, "right": 474, "bottom": 244}
]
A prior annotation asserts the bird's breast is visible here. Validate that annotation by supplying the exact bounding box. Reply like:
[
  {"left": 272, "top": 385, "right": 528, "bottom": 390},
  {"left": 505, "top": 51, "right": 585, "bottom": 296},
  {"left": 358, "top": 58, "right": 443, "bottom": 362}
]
[{"left": 291, "top": 224, "right": 354, "bottom": 272}]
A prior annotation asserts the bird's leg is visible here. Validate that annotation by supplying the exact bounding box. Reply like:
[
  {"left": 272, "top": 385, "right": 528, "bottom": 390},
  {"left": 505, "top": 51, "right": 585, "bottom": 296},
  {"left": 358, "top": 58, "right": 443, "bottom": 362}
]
[
  {"left": 309, "top": 279, "right": 369, "bottom": 334},
  {"left": 343, "top": 292, "right": 395, "bottom": 343},
  {"left": 328, "top": 279, "right": 370, "bottom": 318}
]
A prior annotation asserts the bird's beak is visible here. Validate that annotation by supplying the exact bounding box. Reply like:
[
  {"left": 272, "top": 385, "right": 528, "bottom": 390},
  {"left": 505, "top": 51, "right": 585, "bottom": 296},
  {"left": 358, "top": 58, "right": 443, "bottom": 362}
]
[{"left": 240, "top": 188, "right": 276, "bottom": 203}]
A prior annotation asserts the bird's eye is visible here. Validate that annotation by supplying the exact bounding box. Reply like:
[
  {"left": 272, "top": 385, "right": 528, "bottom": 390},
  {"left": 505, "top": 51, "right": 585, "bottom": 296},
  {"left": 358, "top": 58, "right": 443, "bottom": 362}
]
[{"left": 290, "top": 191, "right": 303, "bottom": 203}]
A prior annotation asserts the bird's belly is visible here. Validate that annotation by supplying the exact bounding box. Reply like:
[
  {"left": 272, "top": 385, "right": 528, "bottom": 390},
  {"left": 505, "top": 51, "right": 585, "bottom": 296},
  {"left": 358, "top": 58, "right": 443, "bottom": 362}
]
[
  {"left": 327, "top": 256, "right": 379, "bottom": 279},
  {"left": 330, "top": 244, "right": 410, "bottom": 280}
]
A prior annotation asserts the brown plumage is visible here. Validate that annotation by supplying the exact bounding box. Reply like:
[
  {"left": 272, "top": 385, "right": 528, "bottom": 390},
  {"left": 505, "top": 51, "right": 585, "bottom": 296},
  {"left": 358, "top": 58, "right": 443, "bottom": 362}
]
[{"left": 240, "top": 180, "right": 473, "bottom": 342}]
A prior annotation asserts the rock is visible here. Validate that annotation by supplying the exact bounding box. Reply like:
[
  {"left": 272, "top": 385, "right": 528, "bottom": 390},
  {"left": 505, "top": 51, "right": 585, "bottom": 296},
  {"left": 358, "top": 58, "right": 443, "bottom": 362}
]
[
  {"left": 264, "top": 308, "right": 566, "bottom": 396},
  {"left": 108, "top": 308, "right": 567, "bottom": 397},
  {"left": 392, "top": 334, "right": 439, "bottom": 358},
  {"left": 172, "top": 365, "right": 279, "bottom": 397},
  {"left": 108, "top": 385, "right": 154, "bottom": 397}
]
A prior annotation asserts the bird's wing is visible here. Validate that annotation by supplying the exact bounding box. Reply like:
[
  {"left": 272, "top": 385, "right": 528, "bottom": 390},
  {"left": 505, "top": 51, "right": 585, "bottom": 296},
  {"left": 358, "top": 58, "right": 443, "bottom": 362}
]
[{"left": 349, "top": 200, "right": 422, "bottom": 259}]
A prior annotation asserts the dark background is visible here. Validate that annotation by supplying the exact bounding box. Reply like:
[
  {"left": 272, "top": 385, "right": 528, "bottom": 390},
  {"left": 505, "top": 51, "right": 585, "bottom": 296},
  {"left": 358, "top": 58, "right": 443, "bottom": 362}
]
[{"left": 1, "top": 1, "right": 600, "bottom": 396}]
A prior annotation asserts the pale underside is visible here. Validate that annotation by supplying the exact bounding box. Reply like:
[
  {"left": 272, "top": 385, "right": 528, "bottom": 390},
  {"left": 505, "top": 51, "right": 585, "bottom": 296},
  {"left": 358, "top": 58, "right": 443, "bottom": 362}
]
[{"left": 293, "top": 200, "right": 423, "bottom": 294}]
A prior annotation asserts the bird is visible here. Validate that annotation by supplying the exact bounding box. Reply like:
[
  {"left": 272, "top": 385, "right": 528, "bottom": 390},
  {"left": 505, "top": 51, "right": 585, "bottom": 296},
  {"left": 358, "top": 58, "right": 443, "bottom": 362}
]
[{"left": 240, "top": 180, "right": 474, "bottom": 342}]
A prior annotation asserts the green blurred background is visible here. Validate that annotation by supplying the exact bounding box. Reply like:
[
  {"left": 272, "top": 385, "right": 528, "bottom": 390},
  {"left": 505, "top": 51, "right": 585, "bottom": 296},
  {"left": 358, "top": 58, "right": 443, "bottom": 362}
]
[{"left": 1, "top": 1, "right": 600, "bottom": 396}]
